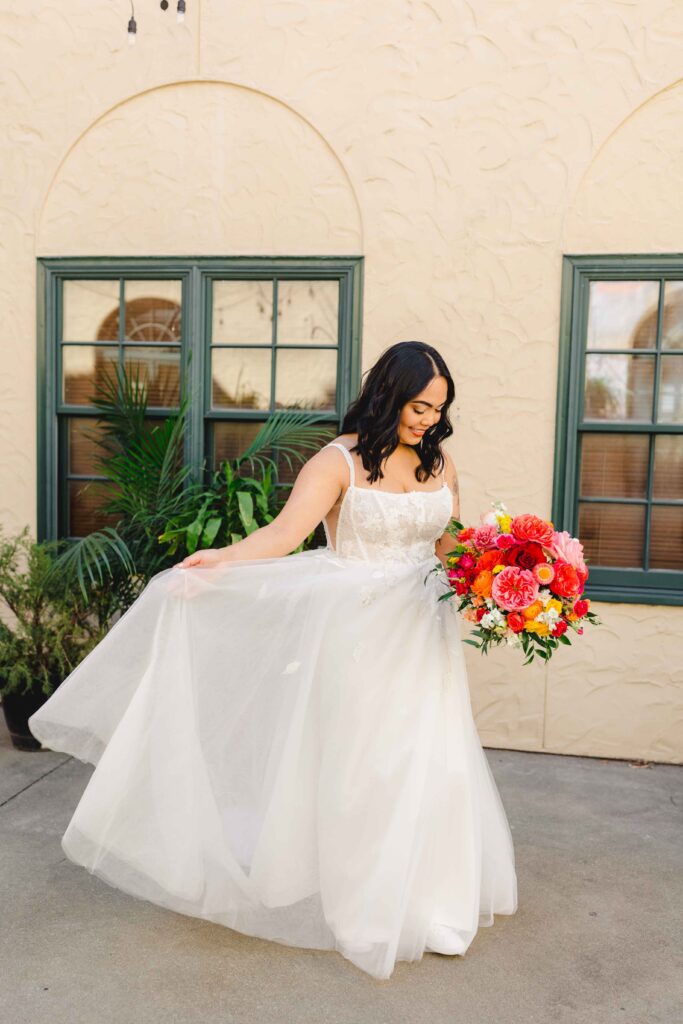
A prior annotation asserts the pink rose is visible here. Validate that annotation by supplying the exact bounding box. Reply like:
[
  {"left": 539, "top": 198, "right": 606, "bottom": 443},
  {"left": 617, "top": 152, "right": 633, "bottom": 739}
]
[
  {"left": 491, "top": 565, "right": 540, "bottom": 611},
  {"left": 549, "top": 530, "right": 588, "bottom": 577},
  {"left": 473, "top": 524, "right": 499, "bottom": 550}
]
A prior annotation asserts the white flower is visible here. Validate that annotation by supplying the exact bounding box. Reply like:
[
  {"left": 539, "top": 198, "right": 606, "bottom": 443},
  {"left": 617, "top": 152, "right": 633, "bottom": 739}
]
[{"left": 481, "top": 608, "right": 505, "bottom": 629}]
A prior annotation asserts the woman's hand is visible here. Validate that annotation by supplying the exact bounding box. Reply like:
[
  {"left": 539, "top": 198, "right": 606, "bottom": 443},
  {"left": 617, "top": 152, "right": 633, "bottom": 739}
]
[{"left": 174, "top": 548, "right": 228, "bottom": 569}]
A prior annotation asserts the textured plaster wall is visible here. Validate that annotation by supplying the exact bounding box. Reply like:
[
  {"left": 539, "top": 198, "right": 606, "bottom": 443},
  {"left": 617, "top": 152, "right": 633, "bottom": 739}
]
[{"left": 0, "top": 0, "right": 681, "bottom": 762}]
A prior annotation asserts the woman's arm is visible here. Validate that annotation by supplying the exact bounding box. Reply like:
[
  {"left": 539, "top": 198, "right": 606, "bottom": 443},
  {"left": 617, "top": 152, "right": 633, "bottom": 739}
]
[
  {"left": 176, "top": 446, "right": 346, "bottom": 568},
  {"left": 434, "top": 449, "right": 461, "bottom": 571}
]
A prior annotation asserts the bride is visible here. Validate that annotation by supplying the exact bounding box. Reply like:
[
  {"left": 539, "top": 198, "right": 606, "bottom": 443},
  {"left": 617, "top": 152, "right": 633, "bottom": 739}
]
[{"left": 28, "top": 340, "right": 518, "bottom": 981}]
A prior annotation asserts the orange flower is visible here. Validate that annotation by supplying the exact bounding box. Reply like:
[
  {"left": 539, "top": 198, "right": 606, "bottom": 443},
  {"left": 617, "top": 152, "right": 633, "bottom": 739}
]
[
  {"left": 471, "top": 570, "right": 493, "bottom": 598},
  {"left": 521, "top": 599, "right": 543, "bottom": 619},
  {"left": 477, "top": 549, "right": 504, "bottom": 572}
]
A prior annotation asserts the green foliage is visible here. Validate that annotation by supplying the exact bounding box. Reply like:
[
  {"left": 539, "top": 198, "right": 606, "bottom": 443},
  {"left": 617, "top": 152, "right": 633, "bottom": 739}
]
[
  {"left": 0, "top": 527, "right": 107, "bottom": 698},
  {"left": 52, "top": 359, "right": 337, "bottom": 612}
]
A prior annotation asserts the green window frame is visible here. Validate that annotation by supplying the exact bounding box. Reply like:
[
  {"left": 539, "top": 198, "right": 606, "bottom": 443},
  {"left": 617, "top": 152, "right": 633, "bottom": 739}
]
[
  {"left": 553, "top": 255, "right": 683, "bottom": 606},
  {"left": 37, "top": 256, "right": 364, "bottom": 542}
]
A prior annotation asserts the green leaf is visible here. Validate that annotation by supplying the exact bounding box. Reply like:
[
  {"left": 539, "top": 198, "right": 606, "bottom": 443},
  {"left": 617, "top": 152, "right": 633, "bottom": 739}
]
[
  {"left": 201, "top": 517, "right": 222, "bottom": 547},
  {"left": 236, "top": 490, "right": 254, "bottom": 526}
]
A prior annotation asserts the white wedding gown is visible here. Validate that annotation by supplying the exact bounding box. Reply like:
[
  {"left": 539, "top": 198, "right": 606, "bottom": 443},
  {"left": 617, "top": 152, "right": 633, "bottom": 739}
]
[{"left": 28, "top": 441, "right": 517, "bottom": 980}]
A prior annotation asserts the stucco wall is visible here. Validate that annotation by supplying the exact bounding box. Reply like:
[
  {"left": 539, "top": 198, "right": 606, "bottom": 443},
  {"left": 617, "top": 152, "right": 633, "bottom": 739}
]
[{"left": 1, "top": 1, "right": 681, "bottom": 762}]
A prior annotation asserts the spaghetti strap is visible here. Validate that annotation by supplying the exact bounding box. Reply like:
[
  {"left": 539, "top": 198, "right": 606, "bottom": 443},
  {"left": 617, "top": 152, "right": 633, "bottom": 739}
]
[{"left": 324, "top": 441, "right": 355, "bottom": 487}]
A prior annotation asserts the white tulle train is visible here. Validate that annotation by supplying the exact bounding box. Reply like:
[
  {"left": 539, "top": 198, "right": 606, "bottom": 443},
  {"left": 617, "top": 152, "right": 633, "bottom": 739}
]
[{"left": 28, "top": 545, "right": 517, "bottom": 980}]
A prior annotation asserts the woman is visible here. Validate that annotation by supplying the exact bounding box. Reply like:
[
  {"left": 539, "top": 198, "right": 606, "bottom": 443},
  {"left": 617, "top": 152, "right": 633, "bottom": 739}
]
[{"left": 29, "top": 340, "right": 518, "bottom": 981}]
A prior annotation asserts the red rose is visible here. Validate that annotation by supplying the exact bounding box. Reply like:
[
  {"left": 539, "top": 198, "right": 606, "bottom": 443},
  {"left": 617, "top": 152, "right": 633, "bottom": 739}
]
[
  {"left": 510, "top": 514, "right": 555, "bottom": 548},
  {"left": 573, "top": 599, "right": 589, "bottom": 617},
  {"left": 507, "top": 612, "right": 525, "bottom": 633},
  {"left": 504, "top": 541, "right": 546, "bottom": 571},
  {"left": 476, "top": 607, "right": 487, "bottom": 621},
  {"left": 549, "top": 561, "right": 582, "bottom": 598},
  {"left": 551, "top": 619, "right": 568, "bottom": 637}
]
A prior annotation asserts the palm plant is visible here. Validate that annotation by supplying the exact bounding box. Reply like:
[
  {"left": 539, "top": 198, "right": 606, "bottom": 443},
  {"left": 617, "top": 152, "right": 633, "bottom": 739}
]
[{"left": 51, "top": 359, "right": 336, "bottom": 614}]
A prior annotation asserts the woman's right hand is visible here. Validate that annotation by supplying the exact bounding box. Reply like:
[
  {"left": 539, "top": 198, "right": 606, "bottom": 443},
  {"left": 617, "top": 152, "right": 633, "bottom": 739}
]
[{"left": 174, "top": 548, "right": 228, "bottom": 569}]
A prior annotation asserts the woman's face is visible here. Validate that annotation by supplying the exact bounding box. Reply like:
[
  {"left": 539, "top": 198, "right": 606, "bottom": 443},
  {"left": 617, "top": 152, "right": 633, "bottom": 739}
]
[{"left": 397, "top": 375, "right": 449, "bottom": 445}]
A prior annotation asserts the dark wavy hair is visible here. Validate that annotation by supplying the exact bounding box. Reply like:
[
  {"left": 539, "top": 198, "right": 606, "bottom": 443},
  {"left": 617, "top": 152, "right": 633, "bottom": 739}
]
[{"left": 340, "top": 340, "right": 455, "bottom": 485}]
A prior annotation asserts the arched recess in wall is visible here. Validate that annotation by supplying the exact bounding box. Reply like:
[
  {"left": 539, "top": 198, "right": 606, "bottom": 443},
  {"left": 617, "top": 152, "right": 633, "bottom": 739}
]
[
  {"left": 564, "top": 76, "right": 683, "bottom": 252},
  {"left": 563, "top": 78, "right": 683, "bottom": 571},
  {"left": 37, "top": 79, "right": 363, "bottom": 255}
]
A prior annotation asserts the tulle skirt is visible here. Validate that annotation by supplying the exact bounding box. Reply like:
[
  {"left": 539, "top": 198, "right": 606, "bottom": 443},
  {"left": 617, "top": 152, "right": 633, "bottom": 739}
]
[{"left": 28, "top": 547, "right": 518, "bottom": 980}]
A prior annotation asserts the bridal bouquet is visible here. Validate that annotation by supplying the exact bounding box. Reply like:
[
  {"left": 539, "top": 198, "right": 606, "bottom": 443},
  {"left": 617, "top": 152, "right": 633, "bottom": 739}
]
[{"left": 435, "top": 501, "right": 601, "bottom": 664}]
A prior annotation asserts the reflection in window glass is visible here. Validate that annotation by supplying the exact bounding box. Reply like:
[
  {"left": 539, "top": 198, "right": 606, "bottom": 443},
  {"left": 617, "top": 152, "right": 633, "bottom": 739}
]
[
  {"left": 662, "top": 281, "right": 683, "bottom": 350},
  {"left": 122, "top": 281, "right": 182, "bottom": 342},
  {"left": 584, "top": 353, "right": 654, "bottom": 420},
  {"left": 122, "top": 346, "right": 181, "bottom": 407},
  {"left": 212, "top": 280, "right": 273, "bottom": 345},
  {"left": 277, "top": 280, "right": 339, "bottom": 345},
  {"left": 211, "top": 348, "right": 271, "bottom": 410},
  {"left": 63, "top": 279, "right": 120, "bottom": 341},
  {"left": 275, "top": 348, "right": 337, "bottom": 410},
  {"left": 62, "top": 345, "right": 118, "bottom": 406},
  {"left": 586, "top": 280, "right": 659, "bottom": 350},
  {"left": 657, "top": 355, "right": 683, "bottom": 424}
]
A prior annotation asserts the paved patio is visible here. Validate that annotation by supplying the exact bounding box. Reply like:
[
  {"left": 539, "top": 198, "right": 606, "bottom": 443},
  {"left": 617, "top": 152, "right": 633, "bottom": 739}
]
[{"left": 1, "top": 713, "right": 681, "bottom": 1024}]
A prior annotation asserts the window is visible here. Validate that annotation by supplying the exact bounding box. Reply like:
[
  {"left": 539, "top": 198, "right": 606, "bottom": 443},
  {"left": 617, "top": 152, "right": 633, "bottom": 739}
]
[
  {"left": 554, "top": 256, "right": 683, "bottom": 605},
  {"left": 37, "top": 257, "right": 363, "bottom": 542}
]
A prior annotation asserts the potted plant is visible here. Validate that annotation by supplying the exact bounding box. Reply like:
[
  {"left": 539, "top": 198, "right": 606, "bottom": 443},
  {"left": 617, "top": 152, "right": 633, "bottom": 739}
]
[
  {"left": 54, "top": 361, "right": 336, "bottom": 607},
  {"left": 0, "top": 527, "right": 107, "bottom": 750}
]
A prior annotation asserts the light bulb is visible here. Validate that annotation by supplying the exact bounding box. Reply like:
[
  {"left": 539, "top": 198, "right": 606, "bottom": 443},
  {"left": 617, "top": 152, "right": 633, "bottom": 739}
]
[
  {"left": 127, "top": 16, "right": 137, "bottom": 44},
  {"left": 177, "top": 0, "right": 186, "bottom": 23}
]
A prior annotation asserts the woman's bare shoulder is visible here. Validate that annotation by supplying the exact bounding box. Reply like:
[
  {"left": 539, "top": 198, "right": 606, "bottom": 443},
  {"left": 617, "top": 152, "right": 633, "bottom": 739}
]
[{"left": 329, "top": 432, "right": 358, "bottom": 450}]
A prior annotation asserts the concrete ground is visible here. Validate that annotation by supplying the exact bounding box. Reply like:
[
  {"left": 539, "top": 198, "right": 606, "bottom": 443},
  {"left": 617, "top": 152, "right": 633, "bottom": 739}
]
[{"left": 1, "top": 713, "right": 681, "bottom": 1024}]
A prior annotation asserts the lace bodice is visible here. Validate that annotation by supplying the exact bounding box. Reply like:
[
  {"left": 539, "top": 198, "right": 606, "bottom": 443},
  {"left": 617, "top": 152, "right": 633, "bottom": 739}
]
[{"left": 321, "top": 442, "right": 454, "bottom": 566}]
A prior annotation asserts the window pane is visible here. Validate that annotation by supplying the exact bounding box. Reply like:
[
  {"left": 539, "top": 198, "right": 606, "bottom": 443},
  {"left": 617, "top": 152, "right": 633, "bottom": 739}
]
[
  {"left": 650, "top": 506, "right": 683, "bottom": 570},
  {"left": 62, "top": 344, "right": 118, "bottom": 406},
  {"left": 662, "top": 281, "right": 683, "bottom": 350},
  {"left": 584, "top": 354, "right": 654, "bottom": 420},
  {"left": 274, "top": 348, "right": 337, "bottom": 410},
  {"left": 657, "top": 355, "right": 683, "bottom": 423},
  {"left": 578, "top": 501, "right": 645, "bottom": 568},
  {"left": 123, "top": 281, "right": 182, "bottom": 343},
  {"left": 63, "top": 280, "right": 119, "bottom": 342},
  {"left": 212, "top": 280, "right": 273, "bottom": 345},
  {"left": 68, "top": 417, "right": 106, "bottom": 475},
  {"left": 68, "top": 480, "right": 119, "bottom": 537},
  {"left": 211, "top": 348, "right": 271, "bottom": 410},
  {"left": 586, "top": 280, "right": 659, "bottom": 350},
  {"left": 277, "top": 280, "right": 339, "bottom": 345},
  {"left": 123, "top": 346, "right": 181, "bottom": 407},
  {"left": 653, "top": 434, "right": 683, "bottom": 500},
  {"left": 210, "top": 419, "right": 268, "bottom": 468},
  {"left": 579, "top": 433, "right": 648, "bottom": 498}
]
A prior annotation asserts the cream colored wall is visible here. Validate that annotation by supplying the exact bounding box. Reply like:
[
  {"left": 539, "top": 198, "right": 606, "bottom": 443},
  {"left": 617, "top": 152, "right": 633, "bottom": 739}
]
[{"left": 1, "top": 1, "right": 681, "bottom": 763}]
